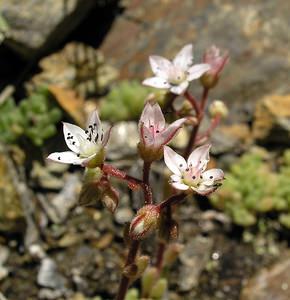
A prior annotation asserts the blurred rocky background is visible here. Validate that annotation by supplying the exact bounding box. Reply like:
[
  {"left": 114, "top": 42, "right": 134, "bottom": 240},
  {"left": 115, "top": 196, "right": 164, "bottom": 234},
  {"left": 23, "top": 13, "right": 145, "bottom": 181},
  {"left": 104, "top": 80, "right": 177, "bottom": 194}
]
[{"left": 0, "top": 0, "right": 290, "bottom": 299}]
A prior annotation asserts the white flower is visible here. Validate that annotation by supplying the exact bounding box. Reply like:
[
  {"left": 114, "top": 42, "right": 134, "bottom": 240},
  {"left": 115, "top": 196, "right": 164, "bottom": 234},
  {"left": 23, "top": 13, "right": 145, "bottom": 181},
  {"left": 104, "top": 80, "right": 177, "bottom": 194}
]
[
  {"left": 142, "top": 44, "right": 210, "bottom": 95},
  {"left": 164, "top": 144, "right": 224, "bottom": 195},
  {"left": 47, "top": 110, "right": 111, "bottom": 167}
]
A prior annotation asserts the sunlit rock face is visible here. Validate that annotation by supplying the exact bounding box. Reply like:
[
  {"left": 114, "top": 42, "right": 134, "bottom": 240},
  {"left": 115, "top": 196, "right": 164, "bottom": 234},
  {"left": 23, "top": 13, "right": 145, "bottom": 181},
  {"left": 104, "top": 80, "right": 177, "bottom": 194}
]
[
  {"left": 0, "top": 0, "right": 96, "bottom": 58},
  {"left": 101, "top": 0, "right": 290, "bottom": 123}
]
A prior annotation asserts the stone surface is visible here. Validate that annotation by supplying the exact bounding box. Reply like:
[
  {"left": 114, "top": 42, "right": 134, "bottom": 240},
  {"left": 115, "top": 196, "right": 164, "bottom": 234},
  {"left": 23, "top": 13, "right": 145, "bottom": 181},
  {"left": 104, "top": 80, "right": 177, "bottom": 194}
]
[
  {"left": 101, "top": 0, "right": 290, "bottom": 122},
  {"left": 178, "top": 235, "right": 213, "bottom": 292},
  {"left": 240, "top": 257, "right": 290, "bottom": 300},
  {"left": 253, "top": 94, "right": 290, "bottom": 145},
  {"left": 0, "top": 145, "right": 24, "bottom": 232},
  {"left": 0, "top": 0, "right": 97, "bottom": 58},
  {"left": 29, "top": 42, "right": 118, "bottom": 99}
]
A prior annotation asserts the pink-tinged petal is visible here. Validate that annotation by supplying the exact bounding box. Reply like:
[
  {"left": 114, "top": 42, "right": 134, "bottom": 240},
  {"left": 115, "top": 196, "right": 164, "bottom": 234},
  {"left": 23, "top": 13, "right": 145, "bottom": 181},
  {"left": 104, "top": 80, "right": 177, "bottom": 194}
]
[
  {"left": 193, "top": 169, "right": 224, "bottom": 196},
  {"left": 172, "top": 182, "right": 189, "bottom": 191},
  {"left": 187, "top": 144, "right": 211, "bottom": 172},
  {"left": 170, "top": 174, "right": 183, "bottom": 183},
  {"left": 149, "top": 55, "right": 172, "bottom": 78},
  {"left": 139, "top": 102, "right": 153, "bottom": 129},
  {"left": 192, "top": 184, "right": 217, "bottom": 196},
  {"left": 164, "top": 146, "right": 187, "bottom": 176},
  {"left": 86, "top": 110, "right": 103, "bottom": 143},
  {"left": 63, "top": 122, "right": 85, "bottom": 152},
  {"left": 140, "top": 123, "right": 154, "bottom": 146},
  {"left": 201, "top": 168, "right": 224, "bottom": 184},
  {"left": 160, "top": 118, "right": 186, "bottom": 146},
  {"left": 173, "top": 44, "right": 194, "bottom": 71},
  {"left": 142, "top": 77, "right": 171, "bottom": 89},
  {"left": 170, "top": 81, "right": 189, "bottom": 95},
  {"left": 187, "top": 64, "right": 211, "bottom": 81},
  {"left": 47, "top": 151, "right": 84, "bottom": 165},
  {"left": 152, "top": 102, "right": 166, "bottom": 129},
  {"left": 102, "top": 125, "right": 113, "bottom": 146}
]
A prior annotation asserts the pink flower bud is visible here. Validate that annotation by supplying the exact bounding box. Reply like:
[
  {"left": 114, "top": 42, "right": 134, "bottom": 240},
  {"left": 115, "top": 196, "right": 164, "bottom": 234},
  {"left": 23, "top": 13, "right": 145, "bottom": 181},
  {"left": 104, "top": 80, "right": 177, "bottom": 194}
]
[
  {"left": 129, "top": 205, "right": 161, "bottom": 240},
  {"left": 138, "top": 101, "right": 186, "bottom": 162},
  {"left": 201, "top": 45, "right": 229, "bottom": 89}
]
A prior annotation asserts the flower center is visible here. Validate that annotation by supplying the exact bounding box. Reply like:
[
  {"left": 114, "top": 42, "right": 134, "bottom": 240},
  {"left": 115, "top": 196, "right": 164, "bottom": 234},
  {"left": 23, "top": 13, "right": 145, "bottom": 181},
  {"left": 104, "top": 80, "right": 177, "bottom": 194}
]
[
  {"left": 79, "top": 140, "right": 101, "bottom": 158},
  {"left": 181, "top": 168, "right": 202, "bottom": 188},
  {"left": 168, "top": 69, "right": 187, "bottom": 85}
]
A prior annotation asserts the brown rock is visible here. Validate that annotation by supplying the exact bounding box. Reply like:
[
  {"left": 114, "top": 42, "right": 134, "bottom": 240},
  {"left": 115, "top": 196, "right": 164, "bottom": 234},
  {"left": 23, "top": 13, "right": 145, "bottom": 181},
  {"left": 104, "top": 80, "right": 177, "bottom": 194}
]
[
  {"left": 101, "top": 0, "right": 290, "bottom": 122},
  {"left": 253, "top": 94, "right": 290, "bottom": 145},
  {"left": 241, "top": 257, "right": 290, "bottom": 300}
]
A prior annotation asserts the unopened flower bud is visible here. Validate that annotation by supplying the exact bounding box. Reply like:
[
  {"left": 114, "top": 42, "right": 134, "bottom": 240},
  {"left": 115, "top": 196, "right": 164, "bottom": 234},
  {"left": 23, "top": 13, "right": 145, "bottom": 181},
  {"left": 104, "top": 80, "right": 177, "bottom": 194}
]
[
  {"left": 150, "top": 278, "right": 168, "bottom": 299},
  {"left": 129, "top": 205, "right": 160, "bottom": 240},
  {"left": 158, "top": 213, "right": 179, "bottom": 242},
  {"left": 123, "top": 263, "right": 138, "bottom": 278},
  {"left": 141, "top": 267, "right": 159, "bottom": 298},
  {"left": 200, "top": 45, "right": 229, "bottom": 89},
  {"left": 163, "top": 243, "right": 184, "bottom": 267},
  {"left": 101, "top": 186, "right": 119, "bottom": 213},
  {"left": 209, "top": 100, "right": 228, "bottom": 119}
]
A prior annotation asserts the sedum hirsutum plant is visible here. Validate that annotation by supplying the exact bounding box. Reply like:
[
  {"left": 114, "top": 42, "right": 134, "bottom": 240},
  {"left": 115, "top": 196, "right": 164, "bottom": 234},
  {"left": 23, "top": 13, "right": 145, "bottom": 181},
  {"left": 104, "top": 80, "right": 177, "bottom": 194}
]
[
  {"left": 47, "top": 43, "right": 229, "bottom": 300},
  {"left": 0, "top": 88, "right": 62, "bottom": 146},
  {"left": 100, "top": 80, "right": 152, "bottom": 122},
  {"left": 210, "top": 149, "right": 290, "bottom": 228}
]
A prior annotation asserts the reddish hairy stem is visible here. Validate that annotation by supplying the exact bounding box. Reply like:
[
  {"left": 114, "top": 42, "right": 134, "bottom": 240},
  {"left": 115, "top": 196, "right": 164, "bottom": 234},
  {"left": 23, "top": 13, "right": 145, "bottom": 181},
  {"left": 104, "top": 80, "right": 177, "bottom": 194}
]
[
  {"left": 143, "top": 161, "right": 153, "bottom": 204},
  {"left": 155, "top": 241, "right": 166, "bottom": 272},
  {"left": 158, "top": 193, "right": 187, "bottom": 210},
  {"left": 184, "top": 90, "right": 200, "bottom": 116},
  {"left": 183, "top": 88, "right": 209, "bottom": 158},
  {"left": 102, "top": 164, "right": 152, "bottom": 193},
  {"left": 195, "top": 115, "right": 221, "bottom": 144},
  {"left": 116, "top": 240, "right": 140, "bottom": 300}
]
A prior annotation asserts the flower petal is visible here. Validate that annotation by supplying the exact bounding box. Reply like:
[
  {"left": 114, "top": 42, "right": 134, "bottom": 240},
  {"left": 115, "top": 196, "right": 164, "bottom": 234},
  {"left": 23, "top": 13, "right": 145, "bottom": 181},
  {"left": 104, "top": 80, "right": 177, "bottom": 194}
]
[
  {"left": 63, "top": 122, "right": 86, "bottom": 153},
  {"left": 172, "top": 182, "right": 189, "bottom": 191},
  {"left": 173, "top": 44, "right": 193, "bottom": 71},
  {"left": 151, "top": 102, "right": 166, "bottom": 130},
  {"left": 193, "top": 169, "right": 224, "bottom": 196},
  {"left": 192, "top": 184, "right": 216, "bottom": 196},
  {"left": 102, "top": 125, "right": 113, "bottom": 146},
  {"left": 142, "top": 77, "right": 171, "bottom": 89},
  {"left": 86, "top": 110, "right": 103, "bottom": 143},
  {"left": 164, "top": 146, "right": 187, "bottom": 176},
  {"left": 149, "top": 55, "right": 173, "bottom": 78},
  {"left": 201, "top": 168, "right": 224, "bottom": 184},
  {"left": 159, "top": 118, "right": 186, "bottom": 146},
  {"left": 47, "top": 151, "right": 84, "bottom": 165},
  {"left": 140, "top": 123, "right": 154, "bottom": 146},
  {"left": 139, "top": 102, "right": 165, "bottom": 130},
  {"left": 170, "top": 81, "right": 189, "bottom": 95},
  {"left": 187, "top": 63, "right": 211, "bottom": 81},
  {"left": 187, "top": 144, "right": 211, "bottom": 172}
]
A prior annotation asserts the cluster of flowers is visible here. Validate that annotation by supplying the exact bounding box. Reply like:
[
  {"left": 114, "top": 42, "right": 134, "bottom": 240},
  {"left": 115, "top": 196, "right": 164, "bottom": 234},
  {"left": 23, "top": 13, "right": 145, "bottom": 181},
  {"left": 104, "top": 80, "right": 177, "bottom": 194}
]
[{"left": 47, "top": 43, "right": 228, "bottom": 299}]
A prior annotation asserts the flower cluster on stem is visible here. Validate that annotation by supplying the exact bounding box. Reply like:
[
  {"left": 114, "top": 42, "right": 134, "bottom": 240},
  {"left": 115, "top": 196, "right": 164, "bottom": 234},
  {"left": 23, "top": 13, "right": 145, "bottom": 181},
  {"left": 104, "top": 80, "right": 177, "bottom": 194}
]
[{"left": 47, "top": 42, "right": 229, "bottom": 300}]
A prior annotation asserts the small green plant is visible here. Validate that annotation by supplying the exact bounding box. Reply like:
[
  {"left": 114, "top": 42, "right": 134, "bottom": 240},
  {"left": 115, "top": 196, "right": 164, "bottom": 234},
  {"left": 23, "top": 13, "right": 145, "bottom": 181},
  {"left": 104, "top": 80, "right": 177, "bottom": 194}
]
[
  {"left": 100, "top": 80, "right": 152, "bottom": 122},
  {"left": 0, "top": 88, "right": 62, "bottom": 146},
  {"left": 210, "top": 149, "right": 290, "bottom": 228}
]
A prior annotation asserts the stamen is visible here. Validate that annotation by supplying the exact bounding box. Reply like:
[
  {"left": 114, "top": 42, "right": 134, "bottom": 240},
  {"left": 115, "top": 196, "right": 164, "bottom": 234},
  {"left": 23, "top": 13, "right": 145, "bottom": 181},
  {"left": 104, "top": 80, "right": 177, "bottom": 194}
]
[
  {"left": 210, "top": 176, "right": 213, "bottom": 179},
  {"left": 192, "top": 176, "right": 196, "bottom": 179}
]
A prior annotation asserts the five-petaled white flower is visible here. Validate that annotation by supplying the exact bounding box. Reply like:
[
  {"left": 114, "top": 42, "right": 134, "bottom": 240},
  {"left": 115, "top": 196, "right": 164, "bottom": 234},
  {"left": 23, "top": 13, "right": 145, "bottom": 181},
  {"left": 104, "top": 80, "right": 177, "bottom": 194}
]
[
  {"left": 164, "top": 144, "right": 224, "bottom": 195},
  {"left": 139, "top": 101, "right": 186, "bottom": 152},
  {"left": 47, "top": 110, "right": 111, "bottom": 167},
  {"left": 142, "top": 44, "right": 210, "bottom": 95}
]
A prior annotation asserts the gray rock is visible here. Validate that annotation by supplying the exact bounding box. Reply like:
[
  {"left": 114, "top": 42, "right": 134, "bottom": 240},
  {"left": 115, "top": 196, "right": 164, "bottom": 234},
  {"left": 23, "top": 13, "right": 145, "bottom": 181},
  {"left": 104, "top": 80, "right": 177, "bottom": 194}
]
[
  {"left": 0, "top": 0, "right": 97, "bottom": 58},
  {"left": 100, "top": 0, "right": 290, "bottom": 122},
  {"left": 240, "top": 257, "right": 290, "bottom": 300},
  {"left": 37, "top": 257, "right": 67, "bottom": 289},
  {"left": 178, "top": 235, "right": 213, "bottom": 292}
]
